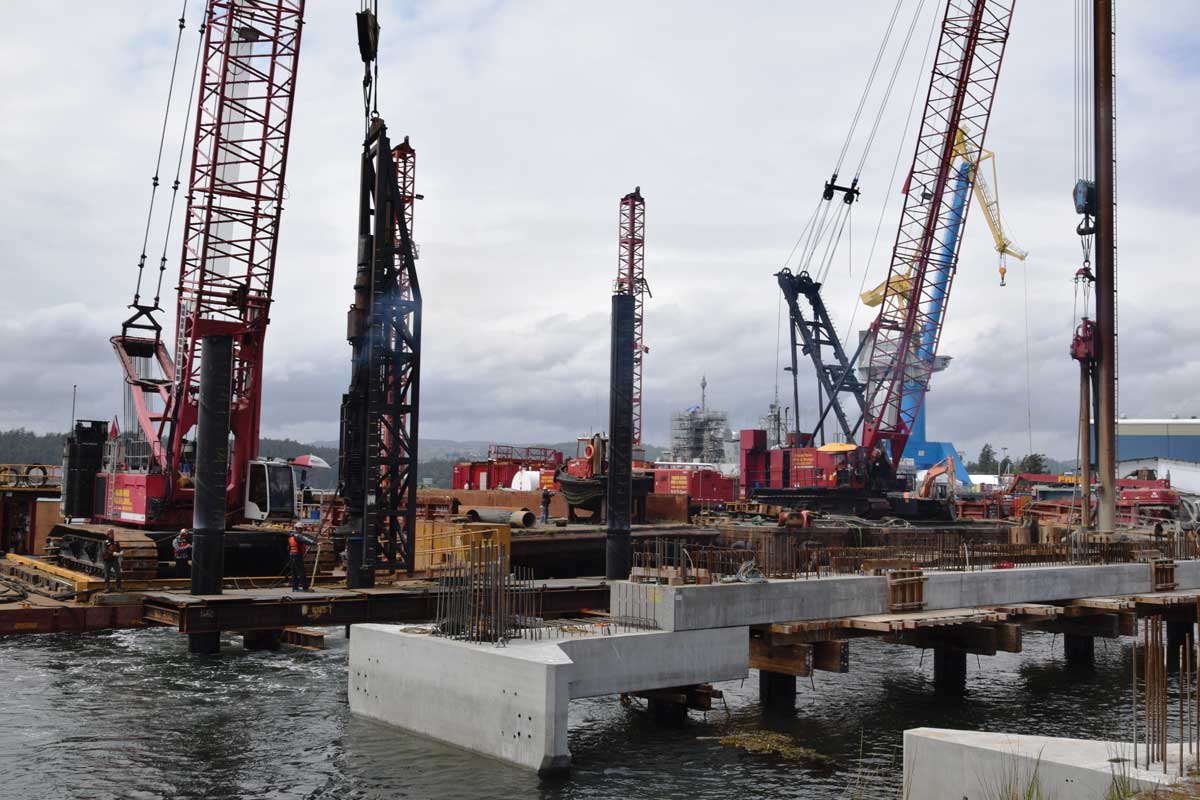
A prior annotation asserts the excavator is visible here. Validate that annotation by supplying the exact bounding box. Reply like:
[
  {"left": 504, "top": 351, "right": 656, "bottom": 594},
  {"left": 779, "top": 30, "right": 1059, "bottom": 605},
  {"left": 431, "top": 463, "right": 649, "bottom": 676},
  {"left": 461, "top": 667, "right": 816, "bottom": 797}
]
[{"left": 914, "top": 456, "right": 958, "bottom": 501}]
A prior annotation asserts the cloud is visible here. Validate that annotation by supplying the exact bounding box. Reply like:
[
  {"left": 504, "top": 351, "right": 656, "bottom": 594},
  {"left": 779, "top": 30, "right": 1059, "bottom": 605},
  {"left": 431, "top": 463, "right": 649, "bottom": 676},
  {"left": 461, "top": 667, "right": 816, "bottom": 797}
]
[{"left": 1, "top": 1, "right": 1198, "bottom": 464}]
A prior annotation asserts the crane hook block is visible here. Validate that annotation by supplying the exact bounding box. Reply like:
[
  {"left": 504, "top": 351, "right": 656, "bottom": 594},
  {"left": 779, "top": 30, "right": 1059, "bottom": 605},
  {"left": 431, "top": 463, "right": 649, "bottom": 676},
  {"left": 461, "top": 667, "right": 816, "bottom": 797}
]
[{"left": 356, "top": 10, "right": 380, "bottom": 64}]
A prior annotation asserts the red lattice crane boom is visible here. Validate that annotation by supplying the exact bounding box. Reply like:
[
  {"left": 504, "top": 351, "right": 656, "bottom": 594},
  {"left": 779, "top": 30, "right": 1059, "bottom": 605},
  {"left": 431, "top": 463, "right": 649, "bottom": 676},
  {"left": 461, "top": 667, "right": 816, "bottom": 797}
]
[
  {"left": 615, "top": 187, "right": 648, "bottom": 446},
  {"left": 861, "top": 0, "right": 1014, "bottom": 467},
  {"left": 103, "top": 0, "right": 306, "bottom": 527}
]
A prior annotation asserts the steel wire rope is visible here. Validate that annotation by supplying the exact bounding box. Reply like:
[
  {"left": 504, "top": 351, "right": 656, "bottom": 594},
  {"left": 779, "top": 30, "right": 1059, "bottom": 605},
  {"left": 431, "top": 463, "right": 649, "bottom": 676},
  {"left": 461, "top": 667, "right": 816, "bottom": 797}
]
[
  {"left": 811, "top": 202, "right": 848, "bottom": 280},
  {"left": 816, "top": 201, "right": 852, "bottom": 285},
  {"left": 780, "top": 196, "right": 826, "bottom": 273},
  {"left": 852, "top": 0, "right": 930, "bottom": 182},
  {"left": 132, "top": 0, "right": 191, "bottom": 306},
  {"left": 845, "top": 1, "right": 940, "bottom": 339},
  {"left": 798, "top": 0, "right": 909, "bottom": 281},
  {"left": 153, "top": 4, "right": 208, "bottom": 309},
  {"left": 361, "top": 0, "right": 381, "bottom": 134},
  {"left": 1022, "top": 262, "right": 1034, "bottom": 457},
  {"left": 801, "top": 199, "right": 842, "bottom": 275},
  {"left": 813, "top": 0, "right": 927, "bottom": 288},
  {"left": 833, "top": 0, "right": 906, "bottom": 177},
  {"left": 799, "top": 197, "right": 836, "bottom": 274}
]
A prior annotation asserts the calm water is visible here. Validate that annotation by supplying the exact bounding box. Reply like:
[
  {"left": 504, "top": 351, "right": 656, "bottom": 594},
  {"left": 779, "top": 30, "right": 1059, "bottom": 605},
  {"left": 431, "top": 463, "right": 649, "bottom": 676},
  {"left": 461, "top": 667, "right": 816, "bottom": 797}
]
[{"left": 0, "top": 627, "right": 1152, "bottom": 799}]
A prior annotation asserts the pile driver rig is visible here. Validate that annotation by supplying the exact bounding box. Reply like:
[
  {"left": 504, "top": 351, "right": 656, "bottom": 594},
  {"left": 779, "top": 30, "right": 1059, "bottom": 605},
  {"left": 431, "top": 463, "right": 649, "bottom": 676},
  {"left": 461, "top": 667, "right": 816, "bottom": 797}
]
[{"left": 337, "top": 4, "right": 423, "bottom": 587}]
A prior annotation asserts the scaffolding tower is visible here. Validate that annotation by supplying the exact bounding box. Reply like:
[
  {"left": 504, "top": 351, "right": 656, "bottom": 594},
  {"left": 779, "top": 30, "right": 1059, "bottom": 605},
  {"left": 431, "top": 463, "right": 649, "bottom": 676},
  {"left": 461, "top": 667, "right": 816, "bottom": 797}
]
[{"left": 669, "top": 377, "right": 730, "bottom": 463}]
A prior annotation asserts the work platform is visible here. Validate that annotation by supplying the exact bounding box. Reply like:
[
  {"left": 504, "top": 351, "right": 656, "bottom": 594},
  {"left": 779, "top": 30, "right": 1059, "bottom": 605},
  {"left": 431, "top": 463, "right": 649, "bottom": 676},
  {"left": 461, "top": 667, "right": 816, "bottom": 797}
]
[
  {"left": 350, "top": 560, "right": 1200, "bottom": 773},
  {"left": 0, "top": 568, "right": 609, "bottom": 636}
]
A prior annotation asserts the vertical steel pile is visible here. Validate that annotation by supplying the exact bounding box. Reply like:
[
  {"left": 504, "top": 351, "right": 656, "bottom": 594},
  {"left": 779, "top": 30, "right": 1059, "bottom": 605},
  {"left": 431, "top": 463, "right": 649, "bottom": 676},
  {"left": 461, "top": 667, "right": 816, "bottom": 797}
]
[
  {"left": 1092, "top": 0, "right": 1118, "bottom": 531},
  {"left": 189, "top": 334, "right": 233, "bottom": 654},
  {"left": 606, "top": 294, "right": 635, "bottom": 580}
]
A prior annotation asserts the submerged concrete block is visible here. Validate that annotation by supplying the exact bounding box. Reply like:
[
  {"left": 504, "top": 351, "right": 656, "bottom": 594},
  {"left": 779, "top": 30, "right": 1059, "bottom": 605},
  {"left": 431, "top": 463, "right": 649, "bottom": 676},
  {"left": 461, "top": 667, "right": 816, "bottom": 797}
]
[{"left": 348, "top": 624, "right": 748, "bottom": 773}]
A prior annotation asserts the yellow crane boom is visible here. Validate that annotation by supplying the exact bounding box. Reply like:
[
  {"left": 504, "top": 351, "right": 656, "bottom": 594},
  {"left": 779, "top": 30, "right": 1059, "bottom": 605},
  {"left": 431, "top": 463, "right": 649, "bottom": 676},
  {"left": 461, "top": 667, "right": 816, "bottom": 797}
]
[{"left": 861, "top": 127, "right": 1026, "bottom": 306}]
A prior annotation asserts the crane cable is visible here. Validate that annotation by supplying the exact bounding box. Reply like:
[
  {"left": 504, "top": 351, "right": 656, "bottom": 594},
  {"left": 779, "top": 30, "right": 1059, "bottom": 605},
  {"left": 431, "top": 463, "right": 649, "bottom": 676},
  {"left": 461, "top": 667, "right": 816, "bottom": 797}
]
[
  {"left": 833, "top": 0, "right": 905, "bottom": 177},
  {"left": 360, "top": 0, "right": 381, "bottom": 135},
  {"left": 131, "top": 0, "right": 191, "bottom": 308},
  {"left": 794, "top": 0, "right": 929, "bottom": 286},
  {"left": 152, "top": 4, "right": 208, "bottom": 311},
  {"left": 851, "top": 0, "right": 930, "bottom": 182},
  {"left": 845, "top": 1, "right": 940, "bottom": 338}
]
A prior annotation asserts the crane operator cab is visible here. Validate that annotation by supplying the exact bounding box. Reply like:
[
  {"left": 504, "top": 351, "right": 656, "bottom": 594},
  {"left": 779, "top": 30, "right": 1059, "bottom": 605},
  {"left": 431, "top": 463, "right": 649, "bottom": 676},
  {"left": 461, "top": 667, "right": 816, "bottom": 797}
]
[{"left": 244, "top": 459, "right": 299, "bottom": 522}]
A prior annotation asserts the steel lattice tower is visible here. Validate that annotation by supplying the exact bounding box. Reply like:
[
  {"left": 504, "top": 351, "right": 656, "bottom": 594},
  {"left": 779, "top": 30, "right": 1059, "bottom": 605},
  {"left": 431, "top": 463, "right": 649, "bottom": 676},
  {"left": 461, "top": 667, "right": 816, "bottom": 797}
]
[
  {"left": 862, "top": 0, "right": 1014, "bottom": 467},
  {"left": 615, "top": 187, "right": 647, "bottom": 446}
]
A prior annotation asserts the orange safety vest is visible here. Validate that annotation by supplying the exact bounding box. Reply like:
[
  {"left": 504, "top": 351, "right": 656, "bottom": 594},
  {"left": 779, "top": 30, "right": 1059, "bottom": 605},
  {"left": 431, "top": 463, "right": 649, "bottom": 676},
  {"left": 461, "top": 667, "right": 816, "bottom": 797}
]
[{"left": 288, "top": 534, "right": 303, "bottom": 555}]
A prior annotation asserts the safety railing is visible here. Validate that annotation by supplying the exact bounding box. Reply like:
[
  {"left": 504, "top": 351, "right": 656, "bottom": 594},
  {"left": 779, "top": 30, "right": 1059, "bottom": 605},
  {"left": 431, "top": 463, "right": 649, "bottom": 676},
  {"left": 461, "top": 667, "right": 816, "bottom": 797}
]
[
  {"left": 629, "top": 531, "right": 1200, "bottom": 585},
  {"left": 0, "top": 464, "right": 62, "bottom": 489},
  {"left": 101, "top": 438, "right": 163, "bottom": 473}
]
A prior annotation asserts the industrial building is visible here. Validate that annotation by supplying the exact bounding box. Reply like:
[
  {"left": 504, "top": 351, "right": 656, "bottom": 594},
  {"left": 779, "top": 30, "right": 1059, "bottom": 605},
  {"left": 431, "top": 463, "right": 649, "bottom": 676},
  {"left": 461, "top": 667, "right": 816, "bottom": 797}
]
[{"left": 1116, "top": 418, "right": 1200, "bottom": 461}]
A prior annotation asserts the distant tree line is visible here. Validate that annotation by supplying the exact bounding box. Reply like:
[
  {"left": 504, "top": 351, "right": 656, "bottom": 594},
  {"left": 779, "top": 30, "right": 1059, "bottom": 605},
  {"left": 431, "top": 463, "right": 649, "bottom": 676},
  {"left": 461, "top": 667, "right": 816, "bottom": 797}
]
[
  {"left": 965, "top": 442, "right": 1051, "bottom": 475},
  {"left": 0, "top": 428, "right": 467, "bottom": 490}
]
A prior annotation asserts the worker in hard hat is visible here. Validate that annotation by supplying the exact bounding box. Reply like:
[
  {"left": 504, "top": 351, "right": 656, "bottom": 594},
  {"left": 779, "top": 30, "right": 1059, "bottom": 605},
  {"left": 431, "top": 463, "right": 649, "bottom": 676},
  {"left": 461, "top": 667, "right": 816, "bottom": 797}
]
[
  {"left": 172, "top": 529, "right": 192, "bottom": 579},
  {"left": 102, "top": 531, "right": 124, "bottom": 592},
  {"left": 540, "top": 487, "right": 553, "bottom": 524},
  {"left": 288, "top": 527, "right": 315, "bottom": 592},
  {"left": 868, "top": 447, "right": 893, "bottom": 492}
]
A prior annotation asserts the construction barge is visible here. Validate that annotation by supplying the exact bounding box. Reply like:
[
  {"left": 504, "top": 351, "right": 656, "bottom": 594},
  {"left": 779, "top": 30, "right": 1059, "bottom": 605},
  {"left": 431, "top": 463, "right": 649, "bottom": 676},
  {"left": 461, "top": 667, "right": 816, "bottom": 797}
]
[{"left": 0, "top": 509, "right": 1170, "bottom": 641}]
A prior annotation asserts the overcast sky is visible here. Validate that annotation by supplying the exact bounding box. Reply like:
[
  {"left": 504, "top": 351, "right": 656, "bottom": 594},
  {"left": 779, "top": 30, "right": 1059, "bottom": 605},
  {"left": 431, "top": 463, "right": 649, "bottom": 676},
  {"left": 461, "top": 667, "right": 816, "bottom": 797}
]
[{"left": 1, "top": 1, "right": 1197, "bottom": 462}]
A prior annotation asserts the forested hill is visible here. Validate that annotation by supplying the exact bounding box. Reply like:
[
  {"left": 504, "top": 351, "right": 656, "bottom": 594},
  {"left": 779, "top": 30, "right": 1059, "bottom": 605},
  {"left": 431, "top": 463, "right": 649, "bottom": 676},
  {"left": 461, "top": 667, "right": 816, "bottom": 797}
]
[{"left": 0, "top": 429, "right": 66, "bottom": 464}]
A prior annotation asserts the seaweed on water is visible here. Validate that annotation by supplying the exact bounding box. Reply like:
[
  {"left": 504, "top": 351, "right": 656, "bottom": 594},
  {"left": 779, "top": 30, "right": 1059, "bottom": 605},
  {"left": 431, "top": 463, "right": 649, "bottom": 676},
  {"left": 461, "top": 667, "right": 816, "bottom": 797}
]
[{"left": 711, "top": 731, "right": 834, "bottom": 765}]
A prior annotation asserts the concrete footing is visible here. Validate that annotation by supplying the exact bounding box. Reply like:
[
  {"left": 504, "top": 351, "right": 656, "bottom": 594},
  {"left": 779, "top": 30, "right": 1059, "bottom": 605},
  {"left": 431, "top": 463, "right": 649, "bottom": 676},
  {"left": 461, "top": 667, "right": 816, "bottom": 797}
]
[
  {"left": 904, "top": 728, "right": 1180, "bottom": 799},
  {"left": 348, "top": 623, "right": 748, "bottom": 773}
]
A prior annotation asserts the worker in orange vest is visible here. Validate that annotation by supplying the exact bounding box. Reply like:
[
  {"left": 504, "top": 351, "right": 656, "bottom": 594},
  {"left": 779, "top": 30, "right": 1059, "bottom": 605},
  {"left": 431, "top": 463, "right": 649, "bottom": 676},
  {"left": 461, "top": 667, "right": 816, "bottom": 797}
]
[
  {"left": 288, "top": 528, "right": 315, "bottom": 592},
  {"left": 102, "top": 531, "right": 124, "bottom": 592}
]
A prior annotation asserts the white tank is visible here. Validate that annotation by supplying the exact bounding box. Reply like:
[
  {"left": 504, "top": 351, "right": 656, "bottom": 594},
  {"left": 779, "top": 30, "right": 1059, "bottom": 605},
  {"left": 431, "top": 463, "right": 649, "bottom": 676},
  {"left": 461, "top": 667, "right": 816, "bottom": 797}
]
[{"left": 510, "top": 469, "right": 543, "bottom": 492}]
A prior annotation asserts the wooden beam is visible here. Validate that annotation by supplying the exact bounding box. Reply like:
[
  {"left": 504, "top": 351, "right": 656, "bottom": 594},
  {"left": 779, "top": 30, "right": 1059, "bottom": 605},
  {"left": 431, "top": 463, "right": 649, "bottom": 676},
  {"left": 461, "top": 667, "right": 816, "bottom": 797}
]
[
  {"left": 994, "top": 623, "right": 1022, "bottom": 653},
  {"left": 1032, "top": 613, "right": 1120, "bottom": 639},
  {"left": 750, "top": 637, "right": 812, "bottom": 677},
  {"left": 885, "top": 624, "right": 998, "bottom": 656},
  {"left": 1065, "top": 597, "right": 1134, "bottom": 612},
  {"left": 812, "top": 639, "right": 850, "bottom": 673}
]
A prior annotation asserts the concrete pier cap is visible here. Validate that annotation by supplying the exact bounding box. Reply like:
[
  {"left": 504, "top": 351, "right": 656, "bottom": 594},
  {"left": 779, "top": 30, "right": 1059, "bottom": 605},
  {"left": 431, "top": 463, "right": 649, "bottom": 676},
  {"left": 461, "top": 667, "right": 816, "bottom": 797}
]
[
  {"left": 348, "top": 561, "right": 1200, "bottom": 774},
  {"left": 612, "top": 562, "right": 1199, "bottom": 632},
  {"left": 348, "top": 623, "right": 748, "bottom": 773}
]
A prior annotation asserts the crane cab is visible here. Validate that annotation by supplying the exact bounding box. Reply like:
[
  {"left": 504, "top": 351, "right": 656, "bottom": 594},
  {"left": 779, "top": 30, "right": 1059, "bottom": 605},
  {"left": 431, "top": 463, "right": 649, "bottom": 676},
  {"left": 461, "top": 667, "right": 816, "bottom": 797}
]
[{"left": 244, "top": 459, "right": 299, "bottom": 522}]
